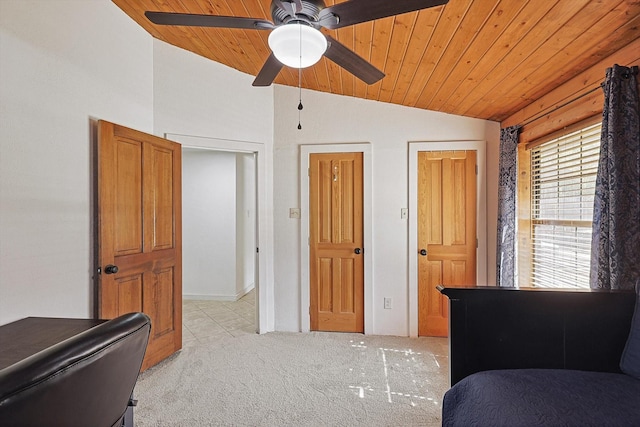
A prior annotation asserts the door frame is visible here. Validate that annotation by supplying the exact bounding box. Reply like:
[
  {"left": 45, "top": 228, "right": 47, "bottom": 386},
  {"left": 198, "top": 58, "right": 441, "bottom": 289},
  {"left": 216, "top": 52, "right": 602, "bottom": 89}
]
[
  {"left": 300, "top": 144, "right": 372, "bottom": 333},
  {"left": 166, "top": 133, "right": 274, "bottom": 334},
  {"left": 408, "top": 141, "right": 487, "bottom": 337}
]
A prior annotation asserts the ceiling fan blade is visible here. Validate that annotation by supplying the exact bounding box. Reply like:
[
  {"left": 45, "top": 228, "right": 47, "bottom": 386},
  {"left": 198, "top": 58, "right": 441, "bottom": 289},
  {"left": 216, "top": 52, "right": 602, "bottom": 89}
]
[
  {"left": 319, "top": 0, "right": 448, "bottom": 30},
  {"left": 252, "top": 53, "right": 284, "bottom": 87},
  {"left": 292, "top": 0, "right": 304, "bottom": 13},
  {"left": 274, "top": 0, "right": 304, "bottom": 15},
  {"left": 145, "top": 11, "right": 274, "bottom": 30},
  {"left": 324, "top": 36, "right": 385, "bottom": 85},
  {"left": 273, "top": 0, "right": 292, "bottom": 16}
]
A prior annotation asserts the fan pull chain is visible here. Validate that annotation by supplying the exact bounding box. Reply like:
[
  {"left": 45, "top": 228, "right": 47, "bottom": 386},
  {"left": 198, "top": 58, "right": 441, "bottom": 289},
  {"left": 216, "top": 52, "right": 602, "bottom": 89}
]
[
  {"left": 298, "top": 67, "right": 303, "bottom": 130},
  {"left": 298, "top": 22, "right": 303, "bottom": 130}
]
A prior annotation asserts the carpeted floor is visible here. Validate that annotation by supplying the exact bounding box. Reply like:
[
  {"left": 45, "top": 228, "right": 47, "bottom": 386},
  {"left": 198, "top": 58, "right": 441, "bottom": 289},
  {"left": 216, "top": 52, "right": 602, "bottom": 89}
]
[{"left": 134, "top": 332, "right": 449, "bottom": 426}]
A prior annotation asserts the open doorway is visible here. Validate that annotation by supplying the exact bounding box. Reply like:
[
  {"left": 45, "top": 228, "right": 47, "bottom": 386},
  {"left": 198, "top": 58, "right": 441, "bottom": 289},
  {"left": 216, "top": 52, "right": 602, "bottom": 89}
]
[
  {"left": 165, "top": 133, "right": 272, "bottom": 337},
  {"left": 181, "top": 148, "right": 257, "bottom": 339}
]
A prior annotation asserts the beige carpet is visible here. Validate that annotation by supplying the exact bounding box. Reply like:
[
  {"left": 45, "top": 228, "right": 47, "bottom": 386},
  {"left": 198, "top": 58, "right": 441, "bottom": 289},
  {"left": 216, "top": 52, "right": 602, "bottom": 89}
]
[{"left": 134, "top": 332, "right": 449, "bottom": 426}]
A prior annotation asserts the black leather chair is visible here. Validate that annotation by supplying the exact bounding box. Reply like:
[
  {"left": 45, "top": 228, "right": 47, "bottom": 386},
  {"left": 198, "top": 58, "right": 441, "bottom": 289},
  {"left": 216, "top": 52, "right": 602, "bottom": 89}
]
[{"left": 0, "top": 312, "right": 151, "bottom": 427}]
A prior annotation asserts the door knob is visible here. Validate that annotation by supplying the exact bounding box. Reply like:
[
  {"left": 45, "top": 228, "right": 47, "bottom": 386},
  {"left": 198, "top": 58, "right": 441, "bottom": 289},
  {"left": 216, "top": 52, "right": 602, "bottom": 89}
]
[
  {"left": 419, "top": 249, "right": 427, "bottom": 256},
  {"left": 104, "top": 264, "right": 119, "bottom": 274},
  {"left": 354, "top": 248, "right": 362, "bottom": 255}
]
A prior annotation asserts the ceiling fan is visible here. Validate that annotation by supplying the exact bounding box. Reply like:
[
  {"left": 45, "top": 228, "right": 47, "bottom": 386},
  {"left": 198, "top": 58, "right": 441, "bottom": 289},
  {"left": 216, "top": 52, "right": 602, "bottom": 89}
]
[{"left": 145, "top": 0, "right": 448, "bottom": 87}]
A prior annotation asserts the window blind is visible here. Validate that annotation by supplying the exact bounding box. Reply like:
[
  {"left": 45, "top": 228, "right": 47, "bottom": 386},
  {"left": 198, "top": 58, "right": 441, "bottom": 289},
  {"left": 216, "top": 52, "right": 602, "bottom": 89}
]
[{"left": 530, "top": 122, "right": 601, "bottom": 288}]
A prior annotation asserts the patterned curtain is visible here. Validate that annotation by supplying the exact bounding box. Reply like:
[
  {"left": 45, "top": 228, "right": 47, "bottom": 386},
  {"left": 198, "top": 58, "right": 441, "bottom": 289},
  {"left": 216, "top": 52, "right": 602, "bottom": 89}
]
[
  {"left": 590, "top": 65, "right": 640, "bottom": 290},
  {"left": 496, "top": 126, "right": 521, "bottom": 288}
]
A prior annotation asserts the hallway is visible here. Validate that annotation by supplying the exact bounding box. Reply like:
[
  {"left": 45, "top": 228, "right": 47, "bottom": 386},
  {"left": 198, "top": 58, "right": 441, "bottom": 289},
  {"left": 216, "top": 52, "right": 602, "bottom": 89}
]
[{"left": 182, "top": 290, "right": 256, "bottom": 346}]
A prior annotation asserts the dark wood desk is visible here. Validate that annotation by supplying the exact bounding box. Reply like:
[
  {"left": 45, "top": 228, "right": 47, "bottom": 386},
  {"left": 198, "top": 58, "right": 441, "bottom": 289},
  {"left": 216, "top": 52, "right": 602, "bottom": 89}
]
[{"left": 0, "top": 317, "right": 106, "bottom": 369}]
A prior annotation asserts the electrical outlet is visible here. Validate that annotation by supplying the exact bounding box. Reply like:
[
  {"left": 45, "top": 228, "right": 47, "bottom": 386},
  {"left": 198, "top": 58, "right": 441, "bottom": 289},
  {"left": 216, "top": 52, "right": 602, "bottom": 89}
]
[{"left": 384, "top": 298, "right": 392, "bottom": 309}]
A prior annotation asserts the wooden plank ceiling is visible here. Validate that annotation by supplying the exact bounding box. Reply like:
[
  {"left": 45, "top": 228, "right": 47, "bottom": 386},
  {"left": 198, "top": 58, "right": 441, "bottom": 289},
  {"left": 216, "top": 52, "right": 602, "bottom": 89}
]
[{"left": 112, "top": 0, "right": 640, "bottom": 122}]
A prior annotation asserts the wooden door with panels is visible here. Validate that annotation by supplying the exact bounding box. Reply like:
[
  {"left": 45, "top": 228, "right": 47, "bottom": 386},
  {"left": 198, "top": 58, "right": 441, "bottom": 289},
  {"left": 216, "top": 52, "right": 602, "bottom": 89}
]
[
  {"left": 97, "top": 120, "right": 182, "bottom": 370},
  {"left": 309, "top": 152, "right": 364, "bottom": 333},
  {"left": 418, "top": 150, "right": 477, "bottom": 337}
]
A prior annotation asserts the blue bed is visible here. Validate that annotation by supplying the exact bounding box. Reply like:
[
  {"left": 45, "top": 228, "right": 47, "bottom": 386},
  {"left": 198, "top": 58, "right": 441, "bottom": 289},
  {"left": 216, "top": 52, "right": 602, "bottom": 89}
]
[
  {"left": 439, "top": 283, "right": 640, "bottom": 427},
  {"left": 442, "top": 369, "right": 640, "bottom": 427}
]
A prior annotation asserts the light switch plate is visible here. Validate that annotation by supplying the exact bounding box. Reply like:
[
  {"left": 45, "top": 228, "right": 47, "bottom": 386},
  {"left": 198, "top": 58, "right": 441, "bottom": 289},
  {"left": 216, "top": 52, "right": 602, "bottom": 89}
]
[{"left": 289, "top": 208, "right": 301, "bottom": 219}]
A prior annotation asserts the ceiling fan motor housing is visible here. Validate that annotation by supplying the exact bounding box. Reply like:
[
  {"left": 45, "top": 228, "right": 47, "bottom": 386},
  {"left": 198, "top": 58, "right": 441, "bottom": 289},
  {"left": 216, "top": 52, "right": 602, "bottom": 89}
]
[{"left": 271, "top": 0, "right": 326, "bottom": 27}]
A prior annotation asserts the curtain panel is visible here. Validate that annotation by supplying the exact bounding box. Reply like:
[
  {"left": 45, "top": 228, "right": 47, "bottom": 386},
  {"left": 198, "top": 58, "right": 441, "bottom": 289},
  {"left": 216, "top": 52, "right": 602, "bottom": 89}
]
[
  {"left": 496, "top": 126, "right": 521, "bottom": 288},
  {"left": 590, "top": 64, "right": 640, "bottom": 290}
]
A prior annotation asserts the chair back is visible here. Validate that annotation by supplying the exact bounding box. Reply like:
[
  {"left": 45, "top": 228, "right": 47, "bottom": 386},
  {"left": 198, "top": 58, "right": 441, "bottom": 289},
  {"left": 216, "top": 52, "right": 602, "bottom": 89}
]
[{"left": 0, "top": 312, "right": 151, "bottom": 427}]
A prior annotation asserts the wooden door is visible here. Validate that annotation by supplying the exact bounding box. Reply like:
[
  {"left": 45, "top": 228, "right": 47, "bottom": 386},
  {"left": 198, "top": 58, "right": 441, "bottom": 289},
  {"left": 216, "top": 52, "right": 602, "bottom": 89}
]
[
  {"left": 98, "top": 120, "right": 182, "bottom": 370},
  {"left": 309, "top": 152, "right": 364, "bottom": 332},
  {"left": 418, "top": 150, "right": 476, "bottom": 337}
]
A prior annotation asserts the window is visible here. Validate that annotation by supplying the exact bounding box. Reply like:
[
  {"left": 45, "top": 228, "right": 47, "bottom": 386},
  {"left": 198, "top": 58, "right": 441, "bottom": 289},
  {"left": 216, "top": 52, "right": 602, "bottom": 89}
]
[{"left": 528, "top": 122, "right": 601, "bottom": 288}]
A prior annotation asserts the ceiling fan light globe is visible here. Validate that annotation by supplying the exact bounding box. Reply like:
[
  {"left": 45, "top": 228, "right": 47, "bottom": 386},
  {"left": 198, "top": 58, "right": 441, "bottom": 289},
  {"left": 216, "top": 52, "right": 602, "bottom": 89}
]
[{"left": 268, "top": 24, "right": 327, "bottom": 69}]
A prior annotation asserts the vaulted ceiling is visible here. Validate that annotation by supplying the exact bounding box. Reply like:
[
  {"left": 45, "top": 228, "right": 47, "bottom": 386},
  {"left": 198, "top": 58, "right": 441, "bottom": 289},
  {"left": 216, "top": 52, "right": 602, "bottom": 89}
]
[{"left": 113, "top": 0, "right": 640, "bottom": 122}]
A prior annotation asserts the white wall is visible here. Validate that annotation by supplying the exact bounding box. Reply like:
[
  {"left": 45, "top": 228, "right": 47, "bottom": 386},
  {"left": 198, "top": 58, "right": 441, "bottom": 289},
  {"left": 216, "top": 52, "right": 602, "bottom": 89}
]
[
  {"left": 182, "top": 149, "right": 237, "bottom": 299},
  {"left": 0, "top": 0, "right": 154, "bottom": 323},
  {"left": 151, "top": 39, "right": 275, "bottom": 143},
  {"left": 272, "top": 86, "right": 500, "bottom": 335},
  {"left": 182, "top": 149, "right": 256, "bottom": 300},
  {"left": 236, "top": 153, "right": 256, "bottom": 297}
]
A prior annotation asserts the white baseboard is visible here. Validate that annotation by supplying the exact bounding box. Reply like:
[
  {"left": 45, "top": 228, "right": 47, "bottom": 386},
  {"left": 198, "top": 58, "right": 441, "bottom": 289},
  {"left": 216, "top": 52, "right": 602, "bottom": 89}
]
[
  {"left": 237, "top": 283, "right": 255, "bottom": 299},
  {"left": 184, "top": 284, "right": 254, "bottom": 302},
  {"left": 183, "top": 294, "right": 236, "bottom": 302}
]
